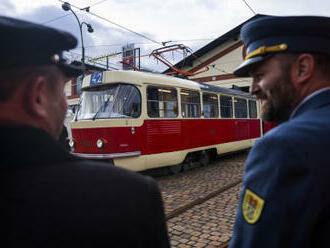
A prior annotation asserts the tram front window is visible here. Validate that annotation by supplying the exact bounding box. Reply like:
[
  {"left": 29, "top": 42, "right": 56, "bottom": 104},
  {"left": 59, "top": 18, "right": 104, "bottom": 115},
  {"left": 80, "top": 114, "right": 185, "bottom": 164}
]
[{"left": 77, "top": 84, "right": 141, "bottom": 120}]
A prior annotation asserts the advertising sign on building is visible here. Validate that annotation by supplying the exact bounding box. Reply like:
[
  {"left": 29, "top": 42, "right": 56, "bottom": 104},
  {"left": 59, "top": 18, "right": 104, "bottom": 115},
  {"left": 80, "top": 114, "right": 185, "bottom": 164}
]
[{"left": 122, "top": 43, "right": 135, "bottom": 70}]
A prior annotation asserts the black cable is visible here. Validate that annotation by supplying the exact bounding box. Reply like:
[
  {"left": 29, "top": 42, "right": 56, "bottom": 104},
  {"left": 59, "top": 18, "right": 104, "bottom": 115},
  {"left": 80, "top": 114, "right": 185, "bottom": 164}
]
[
  {"left": 241, "top": 0, "right": 256, "bottom": 15},
  {"left": 90, "top": 0, "right": 108, "bottom": 8},
  {"left": 83, "top": 38, "right": 214, "bottom": 48},
  {"left": 42, "top": 13, "right": 72, "bottom": 24},
  {"left": 57, "top": 0, "right": 162, "bottom": 45},
  {"left": 43, "top": 0, "right": 106, "bottom": 25},
  {"left": 210, "top": 64, "right": 250, "bottom": 84}
]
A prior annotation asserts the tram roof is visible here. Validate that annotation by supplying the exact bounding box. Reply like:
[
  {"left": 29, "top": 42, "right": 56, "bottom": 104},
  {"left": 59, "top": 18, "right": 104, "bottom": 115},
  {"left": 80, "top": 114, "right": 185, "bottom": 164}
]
[
  {"left": 198, "top": 83, "right": 254, "bottom": 99},
  {"left": 82, "top": 70, "right": 255, "bottom": 99}
]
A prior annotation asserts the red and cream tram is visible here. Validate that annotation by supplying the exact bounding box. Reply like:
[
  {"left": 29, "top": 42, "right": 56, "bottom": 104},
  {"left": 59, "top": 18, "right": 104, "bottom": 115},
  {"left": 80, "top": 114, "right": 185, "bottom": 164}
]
[{"left": 70, "top": 70, "right": 271, "bottom": 172}]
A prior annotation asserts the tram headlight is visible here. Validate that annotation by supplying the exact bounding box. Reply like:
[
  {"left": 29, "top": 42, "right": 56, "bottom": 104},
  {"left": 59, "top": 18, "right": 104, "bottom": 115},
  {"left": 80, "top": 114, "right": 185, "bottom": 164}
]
[
  {"left": 96, "top": 139, "right": 104, "bottom": 149},
  {"left": 69, "top": 139, "right": 75, "bottom": 148}
]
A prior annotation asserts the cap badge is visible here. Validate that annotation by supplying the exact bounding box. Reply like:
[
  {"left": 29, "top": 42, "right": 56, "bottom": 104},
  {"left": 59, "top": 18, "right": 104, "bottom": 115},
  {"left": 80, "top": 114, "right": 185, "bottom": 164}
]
[
  {"left": 245, "top": 43, "right": 288, "bottom": 60},
  {"left": 50, "top": 54, "right": 60, "bottom": 63},
  {"left": 242, "top": 188, "right": 265, "bottom": 224}
]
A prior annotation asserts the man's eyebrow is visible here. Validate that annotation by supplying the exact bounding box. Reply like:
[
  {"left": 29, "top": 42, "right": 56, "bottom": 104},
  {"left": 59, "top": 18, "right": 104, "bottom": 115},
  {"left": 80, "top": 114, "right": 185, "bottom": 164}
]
[{"left": 249, "top": 69, "right": 258, "bottom": 77}]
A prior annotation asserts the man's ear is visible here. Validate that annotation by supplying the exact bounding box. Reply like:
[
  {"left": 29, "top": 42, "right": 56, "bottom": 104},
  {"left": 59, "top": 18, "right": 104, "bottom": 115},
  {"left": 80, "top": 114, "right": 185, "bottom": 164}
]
[
  {"left": 25, "top": 76, "right": 50, "bottom": 119},
  {"left": 290, "top": 53, "right": 315, "bottom": 87}
]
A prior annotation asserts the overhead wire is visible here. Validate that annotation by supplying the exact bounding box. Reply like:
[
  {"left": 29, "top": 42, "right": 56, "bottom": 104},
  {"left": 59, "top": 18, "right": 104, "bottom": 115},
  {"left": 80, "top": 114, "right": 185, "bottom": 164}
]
[
  {"left": 210, "top": 64, "right": 251, "bottom": 85},
  {"left": 42, "top": 13, "right": 72, "bottom": 24},
  {"left": 52, "top": 0, "right": 244, "bottom": 76},
  {"left": 82, "top": 38, "right": 215, "bottom": 48},
  {"left": 43, "top": 0, "right": 109, "bottom": 24},
  {"left": 69, "top": 50, "right": 121, "bottom": 70},
  {"left": 56, "top": 0, "right": 162, "bottom": 46},
  {"left": 45, "top": 0, "right": 162, "bottom": 70},
  {"left": 241, "top": 0, "right": 256, "bottom": 15},
  {"left": 90, "top": 0, "right": 109, "bottom": 8},
  {"left": 50, "top": 0, "right": 205, "bottom": 72}
]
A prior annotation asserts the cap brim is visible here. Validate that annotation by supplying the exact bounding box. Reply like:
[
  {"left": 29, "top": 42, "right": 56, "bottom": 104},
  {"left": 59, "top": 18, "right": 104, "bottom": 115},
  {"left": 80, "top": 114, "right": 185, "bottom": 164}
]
[
  {"left": 234, "top": 55, "right": 271, "bottom": 77},
  {"left": 58, "top": 63, "right": 85, "bottom": 77}
]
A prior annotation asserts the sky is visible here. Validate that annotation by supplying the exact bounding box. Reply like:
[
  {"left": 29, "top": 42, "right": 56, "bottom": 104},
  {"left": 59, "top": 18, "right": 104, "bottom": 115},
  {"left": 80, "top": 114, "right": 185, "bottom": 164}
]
[{"left": 1, "top": 0, "right": 330, "bottom": 72}]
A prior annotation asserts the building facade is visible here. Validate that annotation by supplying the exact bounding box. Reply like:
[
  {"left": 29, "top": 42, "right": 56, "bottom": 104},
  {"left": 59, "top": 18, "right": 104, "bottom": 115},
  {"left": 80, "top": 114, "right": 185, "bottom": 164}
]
[{"left": 163, "top": 15, "right": 263, "bottom": 92}]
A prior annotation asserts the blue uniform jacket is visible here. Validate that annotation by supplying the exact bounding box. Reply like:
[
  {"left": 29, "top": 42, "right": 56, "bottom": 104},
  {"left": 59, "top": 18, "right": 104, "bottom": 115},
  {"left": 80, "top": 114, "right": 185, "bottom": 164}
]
[{"left": 229, "top": 88, "right": 330, "bottom": 248}]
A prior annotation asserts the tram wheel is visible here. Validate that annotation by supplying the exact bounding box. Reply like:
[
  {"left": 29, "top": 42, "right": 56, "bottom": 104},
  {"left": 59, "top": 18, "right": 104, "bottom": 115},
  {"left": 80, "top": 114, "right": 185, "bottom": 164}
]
[
  {"left": 199, "top": 150, "right": 210, "bottom": 167},
  {"left": 167, "top": 164, "right": 182, "bottom": 175}
]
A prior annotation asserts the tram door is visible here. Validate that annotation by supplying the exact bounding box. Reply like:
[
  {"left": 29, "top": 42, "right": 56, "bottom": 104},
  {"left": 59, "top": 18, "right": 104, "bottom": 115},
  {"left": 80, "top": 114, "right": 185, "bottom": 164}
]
[{"left": 234, "top": 97, "right": 249, "bottom": 140}]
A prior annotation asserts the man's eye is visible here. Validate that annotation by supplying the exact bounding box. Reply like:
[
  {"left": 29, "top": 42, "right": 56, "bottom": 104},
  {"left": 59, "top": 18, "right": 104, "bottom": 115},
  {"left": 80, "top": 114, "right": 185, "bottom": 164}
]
[{"left": 254, "top": 73, "right": 263, "bottom": 81}]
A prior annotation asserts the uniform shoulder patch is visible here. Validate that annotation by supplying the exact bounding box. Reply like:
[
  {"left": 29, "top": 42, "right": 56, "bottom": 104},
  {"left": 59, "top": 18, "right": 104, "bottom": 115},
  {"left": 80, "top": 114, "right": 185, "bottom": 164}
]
[{"left": 242, "top": 188, "right": 265, "bottom": 224}]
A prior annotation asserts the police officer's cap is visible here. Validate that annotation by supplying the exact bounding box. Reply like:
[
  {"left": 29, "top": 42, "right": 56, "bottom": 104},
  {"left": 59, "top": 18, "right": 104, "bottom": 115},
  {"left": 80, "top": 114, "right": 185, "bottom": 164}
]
[
  {"left": 0, "top": 15, "right": 84, "bottom": 77},
  {"left": 234, "top": 15, "right": 330, "bottom": 77}
]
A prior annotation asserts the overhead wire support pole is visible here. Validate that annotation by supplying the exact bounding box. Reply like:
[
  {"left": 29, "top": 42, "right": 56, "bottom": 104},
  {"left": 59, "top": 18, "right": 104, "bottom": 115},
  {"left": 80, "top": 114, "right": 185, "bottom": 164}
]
[
  {"left": 58, "top": 0, "right": 162, "bottom": 46},
  {"left": 44, "top": 0, "right": 107, "bottom": 24},
  {"left": 62, "top": 2, "right": 94, "bottom": 69}
]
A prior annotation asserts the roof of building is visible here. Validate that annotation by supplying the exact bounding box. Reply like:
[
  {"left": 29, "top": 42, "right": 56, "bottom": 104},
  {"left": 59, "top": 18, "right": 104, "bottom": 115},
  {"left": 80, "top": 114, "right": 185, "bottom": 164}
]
[{"left": 163, "top": 14, "right": 264, "bottom": 74}]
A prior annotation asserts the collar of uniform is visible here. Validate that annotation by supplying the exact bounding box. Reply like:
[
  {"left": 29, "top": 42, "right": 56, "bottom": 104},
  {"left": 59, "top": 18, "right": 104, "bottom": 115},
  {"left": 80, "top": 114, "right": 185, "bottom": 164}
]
[{"left": 290, "top": 87, "right": 330, "bottom": 119}]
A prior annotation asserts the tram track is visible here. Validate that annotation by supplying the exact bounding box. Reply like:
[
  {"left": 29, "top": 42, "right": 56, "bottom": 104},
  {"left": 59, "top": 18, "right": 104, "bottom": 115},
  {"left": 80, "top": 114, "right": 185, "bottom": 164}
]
[
  {"left": 218, "top": 239, "right": 231, "bottom": 248},
  {"left": 155, "top": 152, "right": 246, "bottom": 247},
  {"left": 166, "top": 178, "right": 242, "bottom": 220},
  {"left": 164, "top": 177, "right": 239, "bottom": 247}
]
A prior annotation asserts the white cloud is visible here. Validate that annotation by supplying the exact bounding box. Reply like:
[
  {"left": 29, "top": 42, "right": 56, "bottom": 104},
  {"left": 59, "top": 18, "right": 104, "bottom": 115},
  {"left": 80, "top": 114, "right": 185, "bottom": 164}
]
[{"left": 2, "top": 0, "right": 330, "bottom": 71}]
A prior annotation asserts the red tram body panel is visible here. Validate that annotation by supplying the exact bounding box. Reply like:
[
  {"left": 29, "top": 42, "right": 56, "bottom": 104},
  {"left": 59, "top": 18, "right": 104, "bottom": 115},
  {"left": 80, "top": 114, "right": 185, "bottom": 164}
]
[{"left": 73, "top": 119, "right": 261, "bottom": 155}]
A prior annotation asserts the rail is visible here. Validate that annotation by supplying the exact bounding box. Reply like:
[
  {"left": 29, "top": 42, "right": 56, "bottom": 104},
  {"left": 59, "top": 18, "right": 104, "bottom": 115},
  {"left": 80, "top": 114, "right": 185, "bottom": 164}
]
[{"left": 165, "top": 177, "right": 241, "bottom": 248}]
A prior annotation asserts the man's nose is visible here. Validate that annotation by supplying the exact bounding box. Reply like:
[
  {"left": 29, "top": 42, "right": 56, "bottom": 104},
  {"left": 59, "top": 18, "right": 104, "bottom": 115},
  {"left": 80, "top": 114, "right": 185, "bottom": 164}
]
[{"left": 249, "top": 82, "right": 260, "bottom": 95}]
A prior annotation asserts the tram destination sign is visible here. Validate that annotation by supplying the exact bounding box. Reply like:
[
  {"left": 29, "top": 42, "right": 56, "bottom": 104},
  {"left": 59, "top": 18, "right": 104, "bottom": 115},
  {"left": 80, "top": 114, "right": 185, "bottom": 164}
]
[{"left": 90, "top": 72, "right": 103, "bottom": 85}]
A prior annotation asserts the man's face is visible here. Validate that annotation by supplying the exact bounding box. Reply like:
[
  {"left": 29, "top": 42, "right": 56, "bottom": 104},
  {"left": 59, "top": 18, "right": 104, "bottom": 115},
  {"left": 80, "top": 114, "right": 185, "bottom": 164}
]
[
  {"left": 44, "top": 70, "right": 69, "bottom": 139},
  {"left": 249, "top": 55, "right": 299, "bottom": 123}
]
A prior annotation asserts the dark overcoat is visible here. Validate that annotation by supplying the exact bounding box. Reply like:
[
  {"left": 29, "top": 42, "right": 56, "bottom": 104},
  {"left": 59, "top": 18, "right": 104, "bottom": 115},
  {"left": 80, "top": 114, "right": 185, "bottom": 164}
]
[{"left": 1, "top": 125, "right": 170, "bottom": 248}]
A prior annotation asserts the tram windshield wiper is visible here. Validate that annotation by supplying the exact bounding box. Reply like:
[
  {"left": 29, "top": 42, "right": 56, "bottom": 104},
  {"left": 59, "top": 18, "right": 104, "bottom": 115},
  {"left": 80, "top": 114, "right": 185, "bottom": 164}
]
[{"left": 92, "top": 96, "right": 112, "bottom": 121}]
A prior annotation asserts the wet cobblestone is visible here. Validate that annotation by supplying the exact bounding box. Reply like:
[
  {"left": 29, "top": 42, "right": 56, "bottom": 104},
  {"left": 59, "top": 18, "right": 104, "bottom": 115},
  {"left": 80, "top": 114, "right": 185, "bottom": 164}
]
[{"left": 154, "top": 152, "right": 247, "bottom": 247}]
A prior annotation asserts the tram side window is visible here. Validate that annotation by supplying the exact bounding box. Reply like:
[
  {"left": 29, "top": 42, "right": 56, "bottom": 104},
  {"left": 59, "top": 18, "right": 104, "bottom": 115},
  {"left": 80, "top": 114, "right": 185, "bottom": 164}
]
[
  {"left": 203, "top": 93, "right": 219, "bottom": 118},
  {"left": 248, "top": 100, "right": 257, "bottom": 118},
  {"left": 234, "top": 97, "right": 247, "bottom": 118},
  {"left": 220, "top": 95, "right": 233, "bottom": 118},
  {"left": 181, "top": 89, "right": 201, "bottom": 118},
  {"left": 147, "top": 86, "right": 178, "bottom": 118}
]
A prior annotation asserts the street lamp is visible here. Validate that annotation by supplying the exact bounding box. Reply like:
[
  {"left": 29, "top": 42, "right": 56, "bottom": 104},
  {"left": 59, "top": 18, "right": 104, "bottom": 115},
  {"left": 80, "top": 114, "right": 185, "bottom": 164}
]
[{"left": 62, "top": 2, "right": 93, "bottom": 66}]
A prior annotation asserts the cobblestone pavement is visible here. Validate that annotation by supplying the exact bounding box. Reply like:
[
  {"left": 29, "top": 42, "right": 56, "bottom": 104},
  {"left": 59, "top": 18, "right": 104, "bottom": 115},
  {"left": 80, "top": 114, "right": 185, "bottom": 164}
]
[
  {"left": 154, "top": 152, "right": 248, "bottom": 247},
  {"left": 155, "top": 152, "right": 247, "bottom": 216},
  {"left": 167, "top": 183, "right": 242, "bottom": 247}
]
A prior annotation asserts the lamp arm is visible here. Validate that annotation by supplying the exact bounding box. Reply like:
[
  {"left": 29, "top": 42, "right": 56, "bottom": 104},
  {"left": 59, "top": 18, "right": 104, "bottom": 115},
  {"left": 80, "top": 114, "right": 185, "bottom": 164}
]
[{"left": 70, "top": 9, "right": 85, "bottom": 64}]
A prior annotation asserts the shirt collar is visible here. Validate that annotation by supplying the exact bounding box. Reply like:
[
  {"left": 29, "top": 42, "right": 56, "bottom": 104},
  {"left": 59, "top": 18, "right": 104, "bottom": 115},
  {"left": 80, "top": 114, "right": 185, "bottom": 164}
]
[{"left": 290, "top": 87, "right": 330, "bottom": 119}]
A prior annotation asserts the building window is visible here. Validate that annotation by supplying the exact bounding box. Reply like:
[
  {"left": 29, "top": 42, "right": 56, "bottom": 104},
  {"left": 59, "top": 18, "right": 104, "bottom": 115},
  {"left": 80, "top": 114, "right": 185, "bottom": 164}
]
[
  {"left": 220, "top": 95, "right": 233, "bottom": 118},
  {"left": 147, "top": 86, "right": 178, "bottom": 118},
  {"left": 248, "top": 100, "right": 257, "bottom": 118},
  {"left": 203, "top": 93, "right": 219, "bottom": 118},
  {"left": 234, "top": 97, "right": 247, "bottom": 118},
  {"left": 181, "top": 89, "right": 201, "bottom": 118}
]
